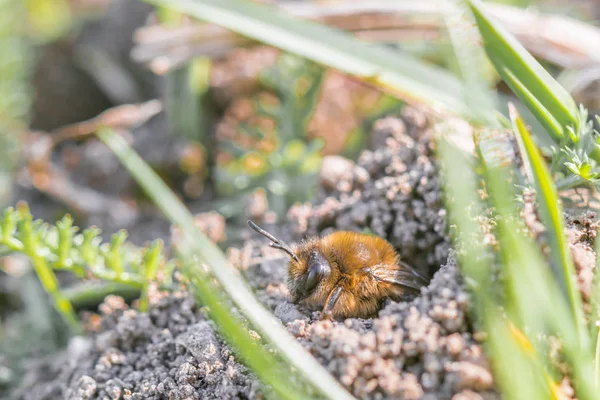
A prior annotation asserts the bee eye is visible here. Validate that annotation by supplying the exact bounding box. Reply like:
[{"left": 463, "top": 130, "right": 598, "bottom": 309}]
[
  {"left": 305, "top": 265, "right": 322, "bottom": 293},
  {"left": 305, "top": 252, "right": 329, "bottom": 294}
]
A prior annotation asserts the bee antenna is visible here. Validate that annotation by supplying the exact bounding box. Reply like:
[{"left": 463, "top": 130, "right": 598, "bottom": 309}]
[{"left": 247, "top": 220, "right": 299, "bottom": 263}]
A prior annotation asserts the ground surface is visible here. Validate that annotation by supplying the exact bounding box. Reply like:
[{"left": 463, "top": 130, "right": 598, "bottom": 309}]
[
  {"left": 10, "top": 110, "right": 503, "bottom": 400},
  {"left": 8, "top": 108, "right": 600, "bottom": 400}
]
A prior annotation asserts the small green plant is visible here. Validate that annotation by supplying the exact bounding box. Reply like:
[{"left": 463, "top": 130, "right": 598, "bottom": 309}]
[
  {"left": 0, "top": 203, "right": 175, "bottom": 332},
  {"left": 468, "top": 0, "right": 600, "bottom": 193},
  {"left": 214, "top": 54, "right": 325, "bottom": 217},
  {"left": 440, "top": 2, "right": 600, "bottom": 397}
]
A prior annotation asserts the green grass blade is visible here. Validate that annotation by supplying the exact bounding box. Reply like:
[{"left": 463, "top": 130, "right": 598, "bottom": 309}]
[
  {"left": 443, "top": 0, "right": 498, "bottom": 126},
  {"left": 592, "top": 226, "right": 600, "bottom": 387},
  {"left": 0, "top": 0, "right": 30, "bottom": 206},
  {"left": 98, "top": 128, "right": 353, "bottom": 400},
  {"left": 595, "top": 330, "right": 600, "bottom": 388},
  {"left": 438, "top": 139, "right": 549, "bottom": 400},
  {"left": 476, "top": 126, "right": 597, "bottom": 399},
  {"left": 63, "top": 282, "right": 142, "bottom": 309},
  {"left": 142, "top": 0, "right": 470, "bottom": 118},
  {"left": 179, "top": 256, "right": 306, "bottom": 399},
  {"left": 509, "top": 104, "right": 587, "bottom": 346},
  {"left": 468, "top": 0, "right": 579, "bottom": 142}
]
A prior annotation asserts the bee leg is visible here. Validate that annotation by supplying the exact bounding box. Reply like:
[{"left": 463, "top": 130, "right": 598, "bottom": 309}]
[
  {"left": 320, "top": 286, "right": 342, "bottom": 320},
  {"left": 321, "top": 311, "right": 334, "bottom": 321},
  {"left": 380, "top": 298, "right": 394, "bottom": 309}
]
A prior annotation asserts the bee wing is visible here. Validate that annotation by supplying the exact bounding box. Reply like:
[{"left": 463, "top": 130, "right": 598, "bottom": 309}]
[
  {"left": 369, "top": 263, "right": 429, "bottom": 291},
  {"left": 399, "top": 261, "right": 430, "bottom": 283}
]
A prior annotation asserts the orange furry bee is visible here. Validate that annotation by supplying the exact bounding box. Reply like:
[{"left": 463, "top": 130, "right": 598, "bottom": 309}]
[{"left": 248, "top": 221, "right": 429, "bottom": 319}]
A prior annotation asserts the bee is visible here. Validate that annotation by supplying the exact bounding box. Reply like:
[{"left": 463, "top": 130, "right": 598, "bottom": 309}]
[{"left": 248, "top": 221, "right": 429, "bottom": 319}]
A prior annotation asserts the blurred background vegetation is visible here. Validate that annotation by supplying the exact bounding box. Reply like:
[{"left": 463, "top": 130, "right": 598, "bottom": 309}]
[{"left": 4, "top": 0, "right": 600, "bottom": 398}]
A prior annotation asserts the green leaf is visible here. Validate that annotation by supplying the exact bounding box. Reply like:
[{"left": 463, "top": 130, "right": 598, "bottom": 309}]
[
  {"left": 15, "top": 203, "right": 81, "bottom": 333},
  {"left": 443, "top": 0, "right": 498, "bottom": 126},
  {"left": 437, "top": 139, "right": 549, "bottom": 400},
  {"left": 595, "top": 329, "right": 600, "bottom": 388},
  {"left": 98, "top": 128, "right": 353, "bottom": 400},
  {"left": 468, "top": 0, "right": 579, "bottom": 142},
  {"left": 480, "top": 149, "right": 596, "bottom": 400},
  {"left": 591, "top": 226, "right": 600, "bottom": 369},
  {"left": 139, "top": 239, "right": 163, "bottom": 311},
  {"left": 509, "top": 104, "right": 587, "bottom": 346},
  {"left": 105, "top": 230, "right": 128, "bottom": 275},
  {"left": 142, "top": 240, "right": 163, "bottom": 280},
  {"left": 55, "top": 214, "right": 76, "bottom": 268},
  {"left": 1, "top": 207, "right": 22, "bottom": 250},
  {"left": 142, "top": 0, "right": 471, "bottom": 118},
  {"left": 80, "top": 226, "right": 101, "bottom": 266}
]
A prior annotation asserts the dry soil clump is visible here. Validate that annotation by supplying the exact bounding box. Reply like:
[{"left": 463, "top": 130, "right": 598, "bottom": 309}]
[{"left": 14, "top": 294, "right": 259, "bottom": 400}]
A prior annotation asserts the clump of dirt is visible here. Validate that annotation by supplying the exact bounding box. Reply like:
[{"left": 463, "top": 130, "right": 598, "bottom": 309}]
[
  {"left": 521, "top": 188, "right": 600, "bottom": 311},
  {"left": 564, "top": 209, "right": 599, "bottom": 307},
  {"left": 13, "top": 294, "right": 259, "bottom": 400}
]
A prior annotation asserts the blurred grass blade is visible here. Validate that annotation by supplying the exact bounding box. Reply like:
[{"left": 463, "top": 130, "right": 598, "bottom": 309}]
[
  {"left": 468, "top": 0, "right": 579, "bottom": 142},
  {"left": 509, "top": 104, "right": 587, "bottom": 345},
  {"left": 595, "top": 330, "right": 600, "bottom": 387},
  {"left": 592, "top": 227, "right": 600, "bottom": 387},
  {"left": 487, "top": 315, "right": 551, "bottom": 400},
  {"left": 437, "top": 139, "right": 489, "bottom": 288},
  {"left": 443, "top": 0, "right": 497, "bottom": 126},
  {"left": 593, "top": 228, "right": 600, "bottom": 333},
  {"left": 98, "top": 129, "right": 353, "bottom": 400},
  {"left": 437, "top": 138, "right": 548, "bottom": 400},
  {"left": 444, "top": 130, "right": 596, "bottom": 398},
  {"left": 142, "top": 0, "right": 471, "bottom": 118},
  {"left": 179, "top": 256, "right": 306, "bottom": 399},
  {"left": 0, "top": 0, "right": 30, "bottom": 207},
  {"left": 478, "top": 128, "right": 596, "bottom": 399}
]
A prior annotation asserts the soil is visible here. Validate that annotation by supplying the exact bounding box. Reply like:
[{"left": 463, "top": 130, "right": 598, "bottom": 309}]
[
  {"left": 10, "top": 109, "right": 506, "bottom": 400},
  {"left": 11, "top": 294, "right": 260, "bottom": 400}
]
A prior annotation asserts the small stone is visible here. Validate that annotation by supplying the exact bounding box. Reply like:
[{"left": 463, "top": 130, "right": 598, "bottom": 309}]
[
  {"left": 320, "top": 155, "right": 354, "bottom": 191},
  {"left": 76, "top": 376, "right": 97, "bottom": 399},
  {"left": 447, "top": 333, "right": 465, "bottom": 356}
]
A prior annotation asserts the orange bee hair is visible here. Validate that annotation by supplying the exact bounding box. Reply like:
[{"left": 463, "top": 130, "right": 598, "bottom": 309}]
[{"left": 248, "top": 221, "right": 428, "bottom": 319}]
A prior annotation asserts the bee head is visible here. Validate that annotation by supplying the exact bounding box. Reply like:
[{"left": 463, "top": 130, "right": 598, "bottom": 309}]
[
  {"left": 247, "top": 221, "right": 334, "bottom": 304},
  {"left": 295, "top": 250, "right": 331, "bottom": 301}
]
